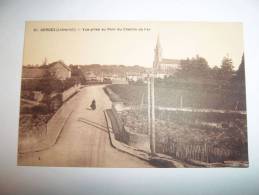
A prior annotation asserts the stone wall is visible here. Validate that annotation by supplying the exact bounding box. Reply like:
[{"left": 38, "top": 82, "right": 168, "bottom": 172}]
[
  {"left": 123, "top": 126, "right": 150, "bottom": 151},
  {"left": 111, "top": 102, "right": 150, "bottom": 151},
  {"left": 62, "top": 84, "right": 80, "bottom": 102}
]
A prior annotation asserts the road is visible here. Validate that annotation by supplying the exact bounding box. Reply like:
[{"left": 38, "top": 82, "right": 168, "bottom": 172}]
[{"left": 18, "top": 85, "right": 152, "bottom": 167}]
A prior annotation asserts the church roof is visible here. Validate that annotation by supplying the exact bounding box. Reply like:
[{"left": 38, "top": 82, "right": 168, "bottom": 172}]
[{"left": 160, "top": 58, "right": 180, "bottom": 64}]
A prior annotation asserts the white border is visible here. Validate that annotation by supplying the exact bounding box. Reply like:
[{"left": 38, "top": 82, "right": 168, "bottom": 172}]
[{"left": 0, "top": 0, "right": 259, "bottom": 194}]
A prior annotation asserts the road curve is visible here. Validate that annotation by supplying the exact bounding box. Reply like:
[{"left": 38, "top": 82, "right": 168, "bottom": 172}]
[{"left": 18, "top": 85, "right": 153, "bottom": 167}]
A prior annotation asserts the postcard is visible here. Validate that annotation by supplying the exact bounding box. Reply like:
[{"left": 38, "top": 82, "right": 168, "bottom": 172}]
[{"left": 17, "top": 21, "right": 248, "bottom": 167}]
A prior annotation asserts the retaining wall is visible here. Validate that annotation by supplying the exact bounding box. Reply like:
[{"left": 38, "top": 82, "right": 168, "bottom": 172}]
[
  {"left": 111, "top": 102, "right": 149, "bottom": 151},
  {"left": 62, "top": 84, "right": 80, "bottom": 102},
  {"left": 123, "top": 126, "right": 150, "bottom": 151}
]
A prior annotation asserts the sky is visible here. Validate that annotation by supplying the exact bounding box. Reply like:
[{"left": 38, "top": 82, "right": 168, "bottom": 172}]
[{"left": 23, "top": 21, "right": 244, "bottom": 70}]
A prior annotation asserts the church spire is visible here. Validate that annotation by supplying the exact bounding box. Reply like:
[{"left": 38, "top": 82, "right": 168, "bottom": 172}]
[
  {"left": 153, "top": 34, "right": 162, "bottom": 69},
  {"left": 156, "top": 34, "right": 161, "bottom": 51}
]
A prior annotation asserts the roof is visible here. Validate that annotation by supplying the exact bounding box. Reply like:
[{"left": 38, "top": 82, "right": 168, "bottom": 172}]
[
  {"left": 48, "top": 61, "right": 71, "bottom": 71},
  {"left": 22, "top": 67, "right": 49, "bottom": 79},
  {"left": 160, "top": 58, "right": 180, "bottom": 64}
]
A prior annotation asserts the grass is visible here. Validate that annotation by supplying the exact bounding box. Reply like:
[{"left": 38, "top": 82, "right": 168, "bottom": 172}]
[{"left": 107, "top": 83, "right": 246, "bottom": 110}]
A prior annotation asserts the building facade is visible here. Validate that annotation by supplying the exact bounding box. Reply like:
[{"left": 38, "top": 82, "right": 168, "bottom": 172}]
[
  {"left": 22, "top": 60, "right": 71, "bottom": 81},
  {"left": 48, "top": 61, "right": 71, "bottom": 80}
]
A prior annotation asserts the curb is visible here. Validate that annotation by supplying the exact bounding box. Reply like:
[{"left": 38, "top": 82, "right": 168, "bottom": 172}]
[
  {"left": 104, "top": 110, "right": 150, "bottom": 162},
  {"left": 103, "top": 109, "right": 186, "bottom": 168}
]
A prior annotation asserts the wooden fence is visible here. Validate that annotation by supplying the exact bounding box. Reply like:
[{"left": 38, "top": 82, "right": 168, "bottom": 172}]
[{"left": 156, "top": 137, "right": 241, "bottom": 163}]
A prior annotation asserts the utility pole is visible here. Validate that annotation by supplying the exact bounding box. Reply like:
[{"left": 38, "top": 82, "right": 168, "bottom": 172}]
[
  {"left": 147, "top": 74, "right": 151, "bottom": 138},
  {"left": 150, "top": 70, "right": 156, "bottom": 155},
  {"left": 148, "top": 35, "right": 161, "bottom": 156},
  {"left": 147, "top": 72, "right": 155, "bottom": 155}
]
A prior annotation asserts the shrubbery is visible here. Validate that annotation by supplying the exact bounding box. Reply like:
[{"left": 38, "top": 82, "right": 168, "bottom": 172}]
[
  {"left": 20, "top": 104, "right": 49, "bottom": 114},
  {"left": 31, "top": 104, "right": 49, "bottom": 114},
  {"left": 21, "top": 77, "right": 77, "bottom": 94}
]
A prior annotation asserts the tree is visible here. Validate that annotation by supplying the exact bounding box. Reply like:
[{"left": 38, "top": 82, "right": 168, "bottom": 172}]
[
  {"left": 220, "top": 55, "right": 234, "bottom": 80},
  {"left": 176, "top": 55, "right": 210, "bottom": 80},
  {"left": 236, "top": 54, "right": 245, "bottom": 84},
  {"left": 211, "top": 65, "right": 220, "bottom": 80}
]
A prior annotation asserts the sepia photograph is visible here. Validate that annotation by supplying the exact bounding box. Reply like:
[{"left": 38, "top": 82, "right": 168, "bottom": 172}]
[{"left": 17, "top": 21, "right": 248, "bottom": 168}]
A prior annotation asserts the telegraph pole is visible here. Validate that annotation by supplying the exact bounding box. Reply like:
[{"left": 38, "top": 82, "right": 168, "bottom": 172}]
[
  {"left": 150, "top": 70, "right": 156, "bottom": 155},
  {"left": 147, "top": 71, "right": 156, "bottom": 155},
  {"left": 148, "top": 35, "right": 161, "bottom": 156},
  {"left": 147, "top": 74, "right": 151, "bottom": 138}
]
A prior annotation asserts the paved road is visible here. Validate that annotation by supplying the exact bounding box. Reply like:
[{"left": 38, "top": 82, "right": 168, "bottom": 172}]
[{"left": 18, "top": 85, "right": 152, "bottom": 167}]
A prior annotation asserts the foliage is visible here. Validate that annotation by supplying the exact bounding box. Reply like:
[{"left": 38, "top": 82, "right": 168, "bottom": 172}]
[
  {"left": 175, "top": 54, "right": 240, "bottom": 82},
  {"left": 176, "top": 55, "right": 210, "bottom": 80},
  {"left": 235, "top": 54, "right": 245, "bottom": 84},
  {"left": 21, "top": 78, "right": 77, "bottom": 94},
  {"left": 20, "top": 104, "right": 49, "bottom": 114},
  {"left": 219, "top": 55, "right": 234, "bottom": 80},
  {"left": 107, "top": 83, "right": 246, "bottom": 110}
]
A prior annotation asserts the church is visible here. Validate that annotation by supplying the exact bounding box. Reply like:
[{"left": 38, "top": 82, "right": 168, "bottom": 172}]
[{"left": 153, "top": 36, "right": 181, "bottom": 76}]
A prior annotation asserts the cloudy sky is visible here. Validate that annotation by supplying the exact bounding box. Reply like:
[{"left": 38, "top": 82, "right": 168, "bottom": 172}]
[{"left": 23, "top": 21, "right": 244, "bottom": 69}]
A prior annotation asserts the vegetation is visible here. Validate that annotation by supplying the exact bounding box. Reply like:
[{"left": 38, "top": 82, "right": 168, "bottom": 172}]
[
  {"left": 107, "top": 54, "right": 247, "bottom": 164},
  {"left": 175, "top": 54, "right": 244, "bottom": 83},
  {"left": 120, "top": 109, "right": 247, "bottom": 163},
  {"left": 107, "top": 83, "right": 246, "bottom": 110},
  {"left": 176, "top": 55, "right": 210, "bottom": 79},
  {"left": 108, "top": 53, "right": 246, "bottom": 110},
  {"left": 21, "top": 77, "right": 78, "bottom": 94}
]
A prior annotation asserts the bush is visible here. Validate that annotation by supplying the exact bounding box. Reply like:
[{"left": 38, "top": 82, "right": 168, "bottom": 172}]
[
  {"left": 20, "top": 104, "right": 49, "bottom": 114},
  {"left": 20, "top": 106, "right": 32, "bottom": 114},
  {"left": 62, "top": 77, "right": 77, "bottom": 90},
  {"left": 21, "top": 78, "right": 77, "bottom": 94},
  {"left": 21, "top": 79, "right": 63, "bottom": 93},
  {"left": 20, "top": 91, "right": 34, "bottom": 100},
  {"left": 31, "top": 105, "right": 49, "bottom": 114}
]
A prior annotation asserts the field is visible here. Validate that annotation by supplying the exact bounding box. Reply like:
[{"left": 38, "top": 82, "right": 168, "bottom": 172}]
[
  {"left": 107, "top": 83, "right": 246, "bottom": 110},
  {"left": 106, "top": 83, "right": 248, "bottom": 164}
]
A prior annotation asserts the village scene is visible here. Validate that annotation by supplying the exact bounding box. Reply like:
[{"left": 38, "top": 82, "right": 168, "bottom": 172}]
[{"left": 18, "top": 22, "right": 248, "bottom": 168}]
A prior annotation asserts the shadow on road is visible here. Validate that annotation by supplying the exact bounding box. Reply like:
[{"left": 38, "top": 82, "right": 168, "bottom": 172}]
[{"left": 78, "top": 117, "right": 109, "bottom": 133}]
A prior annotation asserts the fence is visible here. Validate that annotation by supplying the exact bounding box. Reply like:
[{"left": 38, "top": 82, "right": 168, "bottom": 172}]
[{"left": 156, "top": 137, "right": 242, "bottom": 163}]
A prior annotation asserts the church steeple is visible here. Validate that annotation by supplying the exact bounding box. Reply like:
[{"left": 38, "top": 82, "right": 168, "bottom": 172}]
[{"left": 153, "top": 35, "right": 162, "bottom": 70}]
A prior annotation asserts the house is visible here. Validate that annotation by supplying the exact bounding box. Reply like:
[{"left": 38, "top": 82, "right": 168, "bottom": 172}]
[
  {"left": 48, "top": 61, "right": 71, "bottom": 80},
  {"left": 22, "top": 60, "right": 71, "bottom": 81}
]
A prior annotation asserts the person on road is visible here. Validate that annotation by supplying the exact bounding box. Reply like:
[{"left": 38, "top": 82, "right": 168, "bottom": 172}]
[{"left": 90, "top": 99, "right": 96, "bottom": 110}]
